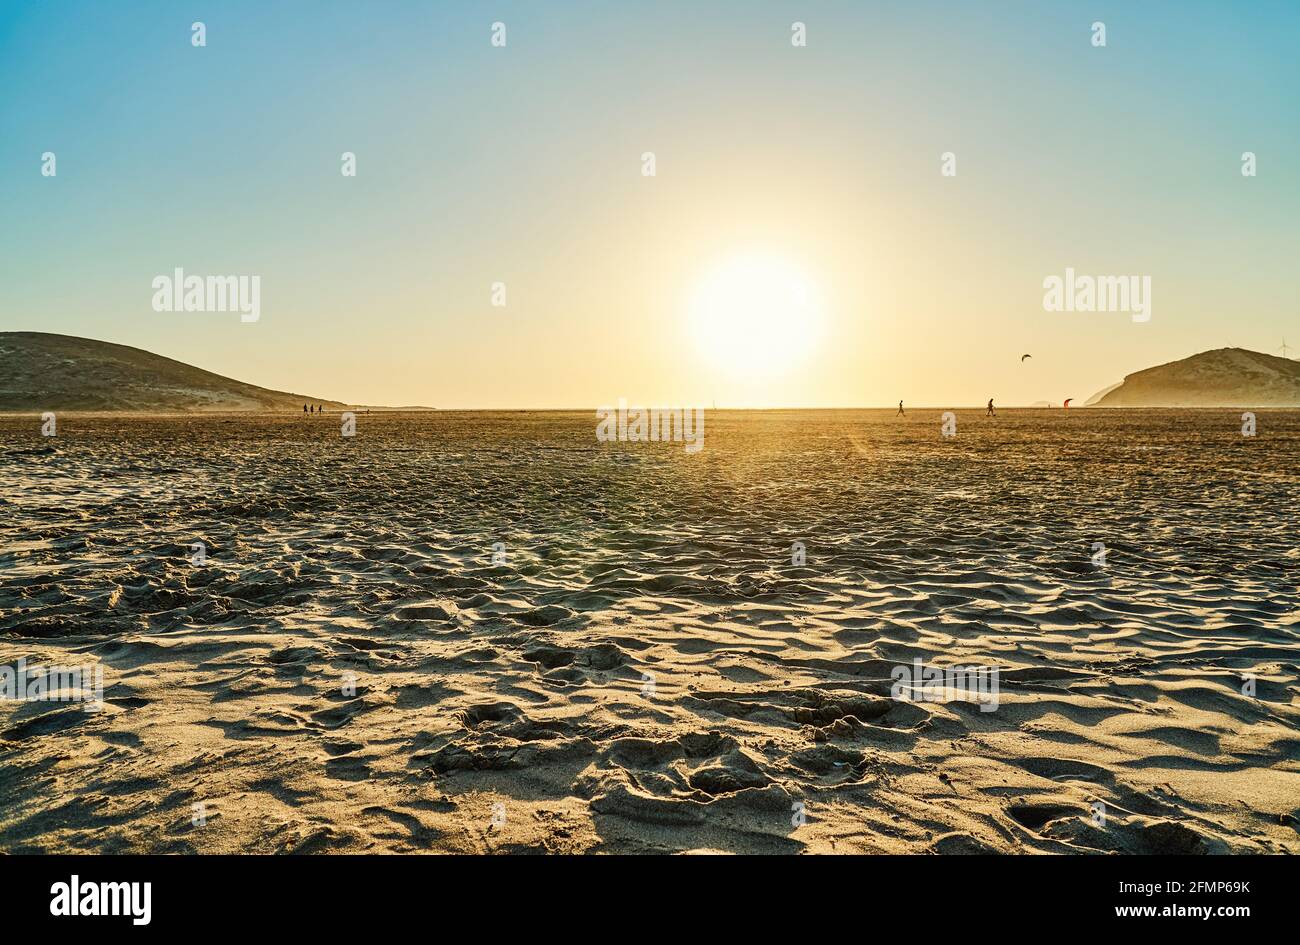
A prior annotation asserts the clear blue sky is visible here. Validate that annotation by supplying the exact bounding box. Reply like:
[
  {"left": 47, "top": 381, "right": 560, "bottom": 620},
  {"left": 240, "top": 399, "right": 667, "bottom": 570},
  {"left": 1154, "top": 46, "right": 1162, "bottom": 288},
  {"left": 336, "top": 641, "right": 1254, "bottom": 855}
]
[{"left": 2, "top": 1, "right": 1296, "bottom": 406}]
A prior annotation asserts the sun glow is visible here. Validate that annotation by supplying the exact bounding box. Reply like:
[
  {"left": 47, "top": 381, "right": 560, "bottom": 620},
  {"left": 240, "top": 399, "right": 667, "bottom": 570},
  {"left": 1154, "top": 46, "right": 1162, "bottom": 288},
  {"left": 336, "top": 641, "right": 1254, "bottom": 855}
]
[{"left": 687, "top": 253, "right": 825, "bottom": 378}]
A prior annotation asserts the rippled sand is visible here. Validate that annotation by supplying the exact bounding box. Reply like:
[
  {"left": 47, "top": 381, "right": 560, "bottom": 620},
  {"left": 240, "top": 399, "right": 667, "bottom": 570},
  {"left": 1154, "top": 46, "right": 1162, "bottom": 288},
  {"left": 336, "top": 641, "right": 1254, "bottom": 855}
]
[{"left": 1, "top": 409, "right": 1297, "bottom": 853}]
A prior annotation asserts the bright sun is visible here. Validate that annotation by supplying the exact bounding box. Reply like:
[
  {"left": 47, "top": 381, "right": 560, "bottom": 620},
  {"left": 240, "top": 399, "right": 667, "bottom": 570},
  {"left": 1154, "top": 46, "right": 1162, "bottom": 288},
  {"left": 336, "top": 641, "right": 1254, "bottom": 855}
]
[{"left": 688, "top": 253, "right": 824, "bottom": 378}]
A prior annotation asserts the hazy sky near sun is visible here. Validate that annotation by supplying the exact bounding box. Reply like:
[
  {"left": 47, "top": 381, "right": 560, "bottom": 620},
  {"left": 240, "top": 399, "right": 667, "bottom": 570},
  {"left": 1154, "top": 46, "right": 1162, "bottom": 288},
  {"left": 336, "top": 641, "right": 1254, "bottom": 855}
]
[{"left": 2, "top": 1, "right": 1297, "bottom": 408}]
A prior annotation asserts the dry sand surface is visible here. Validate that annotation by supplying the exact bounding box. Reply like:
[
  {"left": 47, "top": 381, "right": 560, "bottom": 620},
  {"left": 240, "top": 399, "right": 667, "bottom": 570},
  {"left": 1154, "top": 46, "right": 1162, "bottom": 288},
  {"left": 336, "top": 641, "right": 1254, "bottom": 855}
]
[{"left": 1, "top": 409, "right": 1297, "bottom": 854}]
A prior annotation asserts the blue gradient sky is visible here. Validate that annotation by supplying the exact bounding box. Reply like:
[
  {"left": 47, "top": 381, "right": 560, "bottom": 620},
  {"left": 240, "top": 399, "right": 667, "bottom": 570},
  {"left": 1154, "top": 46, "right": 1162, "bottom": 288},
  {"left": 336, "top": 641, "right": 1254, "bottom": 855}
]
[{"left": 2, "top": 1, "right": 1297, "bottom": 407}]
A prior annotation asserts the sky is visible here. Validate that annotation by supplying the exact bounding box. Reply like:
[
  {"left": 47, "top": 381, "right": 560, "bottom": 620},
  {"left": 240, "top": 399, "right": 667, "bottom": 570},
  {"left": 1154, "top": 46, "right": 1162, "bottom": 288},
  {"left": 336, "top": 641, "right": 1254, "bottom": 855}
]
[{"left": 2, "top": 1, "right": 1297, "bottom": 408}]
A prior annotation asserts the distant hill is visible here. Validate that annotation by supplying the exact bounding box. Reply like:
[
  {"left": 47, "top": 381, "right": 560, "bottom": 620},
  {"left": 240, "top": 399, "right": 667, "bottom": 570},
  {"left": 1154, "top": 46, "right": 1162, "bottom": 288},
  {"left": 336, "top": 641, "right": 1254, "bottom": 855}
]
[
  {"left": 1083, "top": 381, "right": 1122, "bottom": 406},
  {"left": 1091, "top": 348, "right": 1300, "bottom": 407},
  {"left": 0, "top": 332, "right": 348, "bottom": 411}
]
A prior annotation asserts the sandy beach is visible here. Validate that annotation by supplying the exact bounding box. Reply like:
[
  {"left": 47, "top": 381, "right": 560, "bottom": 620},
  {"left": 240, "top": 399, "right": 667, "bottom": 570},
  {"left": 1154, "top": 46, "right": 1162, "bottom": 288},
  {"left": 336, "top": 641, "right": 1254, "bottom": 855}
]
[{"left": 1, "top": 409, "right": 1297, "bottom": 853}]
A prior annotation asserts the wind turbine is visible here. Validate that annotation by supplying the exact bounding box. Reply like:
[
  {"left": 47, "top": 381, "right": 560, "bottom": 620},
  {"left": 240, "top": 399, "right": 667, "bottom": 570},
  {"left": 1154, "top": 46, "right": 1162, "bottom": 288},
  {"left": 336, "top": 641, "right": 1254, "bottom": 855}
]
[{"left": 1280, "top": 339, "right": 1293, "bottom": 359}]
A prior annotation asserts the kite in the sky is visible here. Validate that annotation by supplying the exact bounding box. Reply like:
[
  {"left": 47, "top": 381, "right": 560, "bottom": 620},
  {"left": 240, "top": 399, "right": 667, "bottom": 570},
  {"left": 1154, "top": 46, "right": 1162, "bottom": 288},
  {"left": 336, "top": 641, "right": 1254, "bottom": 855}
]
[
  {"left": 1020, "top": 353, "right": 1032, "bottom": 361},
  {"left": 1063, "top": 398, "right": 1073, "bottom": 408}
]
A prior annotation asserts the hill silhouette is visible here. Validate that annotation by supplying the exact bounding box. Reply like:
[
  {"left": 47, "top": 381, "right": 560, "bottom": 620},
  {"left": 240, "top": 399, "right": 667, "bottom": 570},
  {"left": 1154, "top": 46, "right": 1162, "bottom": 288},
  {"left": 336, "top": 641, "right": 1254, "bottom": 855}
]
[
  {"left": 0, "top": 332, "right": 347, "bottom": 411},
  {"left": 1091, "top": 348, "right": 1300, "bottom": 407}
]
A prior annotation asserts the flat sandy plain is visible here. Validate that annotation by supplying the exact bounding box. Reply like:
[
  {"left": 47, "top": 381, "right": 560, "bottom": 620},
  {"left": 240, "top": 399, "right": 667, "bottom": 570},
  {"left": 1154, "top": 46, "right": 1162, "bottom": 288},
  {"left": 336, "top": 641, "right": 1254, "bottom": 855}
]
[{"left": 1, "top": 409, "right": 1297, "bottom": 854}]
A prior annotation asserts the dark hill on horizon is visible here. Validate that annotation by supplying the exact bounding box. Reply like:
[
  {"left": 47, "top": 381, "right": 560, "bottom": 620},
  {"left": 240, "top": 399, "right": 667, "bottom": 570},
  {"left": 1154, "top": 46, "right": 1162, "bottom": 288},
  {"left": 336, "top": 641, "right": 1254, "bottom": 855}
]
[
  {"left": 0, "top": 332, "right": 349, "bottom": 411},
  {"left": 1090, "top": 348, "right": 1300, "bottom": 407},
  {"left": 3, "top": 333, "right": 1297, "bottom": 412}
]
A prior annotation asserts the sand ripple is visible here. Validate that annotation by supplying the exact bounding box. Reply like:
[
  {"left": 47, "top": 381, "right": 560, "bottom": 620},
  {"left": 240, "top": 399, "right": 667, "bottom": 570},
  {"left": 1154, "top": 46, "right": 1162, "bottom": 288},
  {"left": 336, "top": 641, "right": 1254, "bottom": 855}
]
[{"left": 1, "top": 409, "right": 1297, "bottom": 853}]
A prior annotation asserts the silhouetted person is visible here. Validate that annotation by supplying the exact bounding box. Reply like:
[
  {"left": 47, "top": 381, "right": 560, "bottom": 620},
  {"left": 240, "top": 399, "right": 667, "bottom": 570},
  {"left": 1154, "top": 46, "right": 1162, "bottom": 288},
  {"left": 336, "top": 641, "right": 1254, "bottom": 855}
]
[
  {"left": 303, "top": 404, "right": 308, "bottom": 414},
  {"left": 897, "top": 400, "right": 905, "bottom": 416},
  {"left": 987, "top": 398, "right": 996, "bottom": 417}
]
